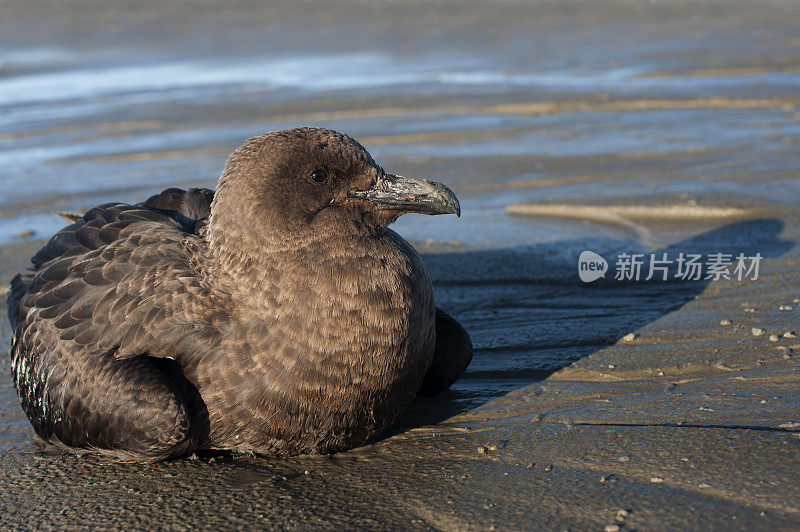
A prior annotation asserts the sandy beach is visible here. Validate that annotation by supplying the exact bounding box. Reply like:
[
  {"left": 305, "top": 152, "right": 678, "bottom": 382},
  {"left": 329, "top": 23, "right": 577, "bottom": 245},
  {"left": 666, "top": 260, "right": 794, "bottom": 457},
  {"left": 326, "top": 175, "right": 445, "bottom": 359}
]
[{"left": 1, "top": 0, "right": 800, "bottom": 529}]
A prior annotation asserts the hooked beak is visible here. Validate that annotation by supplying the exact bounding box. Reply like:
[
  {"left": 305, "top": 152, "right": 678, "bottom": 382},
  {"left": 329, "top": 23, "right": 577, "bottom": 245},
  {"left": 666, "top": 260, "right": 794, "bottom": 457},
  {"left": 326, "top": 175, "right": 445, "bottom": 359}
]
[{"left": 349, "top": 173, "right": 461, "bottom": 217}]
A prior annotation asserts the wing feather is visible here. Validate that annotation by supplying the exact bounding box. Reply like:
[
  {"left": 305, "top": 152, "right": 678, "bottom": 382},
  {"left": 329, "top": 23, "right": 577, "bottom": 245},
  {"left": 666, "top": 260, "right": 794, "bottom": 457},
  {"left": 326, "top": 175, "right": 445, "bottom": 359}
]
[{"left": 13, "top": 189, "right": 226, "bottom": 364}]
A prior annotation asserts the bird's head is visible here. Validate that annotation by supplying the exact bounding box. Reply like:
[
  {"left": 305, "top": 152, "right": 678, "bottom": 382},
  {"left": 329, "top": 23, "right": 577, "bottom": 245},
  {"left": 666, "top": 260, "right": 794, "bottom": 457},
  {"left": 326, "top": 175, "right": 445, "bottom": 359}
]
[{"left": 210, "top": 127, "right": 460, "bottom": 248}]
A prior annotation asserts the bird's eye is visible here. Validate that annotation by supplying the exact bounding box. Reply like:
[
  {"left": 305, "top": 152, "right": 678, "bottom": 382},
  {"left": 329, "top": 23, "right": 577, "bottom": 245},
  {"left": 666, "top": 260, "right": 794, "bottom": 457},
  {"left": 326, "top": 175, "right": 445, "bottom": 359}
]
[{"left": 308, "top": 169, "right": 328, "bottom": 184}]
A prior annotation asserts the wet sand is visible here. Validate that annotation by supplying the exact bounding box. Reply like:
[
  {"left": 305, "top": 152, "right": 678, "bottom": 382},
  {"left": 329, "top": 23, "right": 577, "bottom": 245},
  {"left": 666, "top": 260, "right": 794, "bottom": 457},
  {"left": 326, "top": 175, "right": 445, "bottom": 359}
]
[{"left": 2, "top": 0, "right": 800, "bottom": 529}]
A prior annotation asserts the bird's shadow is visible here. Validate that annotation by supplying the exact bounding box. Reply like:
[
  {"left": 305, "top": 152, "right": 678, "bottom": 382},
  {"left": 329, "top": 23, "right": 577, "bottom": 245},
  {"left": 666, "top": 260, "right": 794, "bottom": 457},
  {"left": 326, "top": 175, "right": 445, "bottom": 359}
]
[{"left": 386, "top": 218, "right": 793, "bottom": 435}]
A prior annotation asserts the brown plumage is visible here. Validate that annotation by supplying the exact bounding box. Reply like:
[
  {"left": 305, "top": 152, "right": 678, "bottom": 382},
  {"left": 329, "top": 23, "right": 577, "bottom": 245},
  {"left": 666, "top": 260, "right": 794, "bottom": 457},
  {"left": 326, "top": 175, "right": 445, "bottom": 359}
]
[{"left": 7, "top": 127, "right": 472, "bottom": 461}]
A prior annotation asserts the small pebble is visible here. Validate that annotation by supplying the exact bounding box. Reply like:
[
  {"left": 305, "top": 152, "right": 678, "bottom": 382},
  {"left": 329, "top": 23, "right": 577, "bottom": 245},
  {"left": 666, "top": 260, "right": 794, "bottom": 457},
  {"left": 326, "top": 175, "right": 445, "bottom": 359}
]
[
  {"left": 650, "top": 476, "right": 664, "bottom": 483},
  {"left": 487, "top": 445, "right": 498, "bottom": 452},
  {"left": 720, "top": 319, "right": 731, "bottom": 326},
  {"left": 769, "top": 335, "right": 780, "bottom": 342},
  {"left": 622, "top": 333, "right": 637, "bottom": 342},
  {"left": 618, "top": 456, "right": 630, "bottom": 462},
  {"left": 744, "top": 307, "right": 756, "bottom": 313},
  {"left": 304, "top": 469, "right": 310, "bottom": 475},
  {"left": 477, "top": 446, "right": 487, "bottom": 454},
  {"left": 752, "top": 327, "right": 765, "bottom": 336},
  {"left": 794, "top": 298, "right": 800, "bottom": 304},
  {"left": 699, "top": 483, "right": 711, "bottom": 488},
  {"left": 657, "top": 371, "right": 664, "bottom": 376},
  {"left": 605, "top": 525, "right": 619, "bottom": 532},
  {"left": 616, "top": 509, "right": 629, "bottom": 520},
  {"left": 780, "top": 305, "right": 794, "bottom": 311},
  {"left": 531, "top": 413, "right": 544, "bottom": 423},
  {"left": 608, "top": 364, "right": 615, "bottom": 369},
  {"left": 526, "top": 463, "right": 534, "bottom": 469},
  {"left": 544, "top": 465, "right": 552, "bottom": 472},
  {"left": 784, "top": 332, "right": 796, "bottom": 338},
  {"left": 761, "top": 400, "right": 767, "bottom": 404},
  {"left": 599, "top": 475, "right": 606, "bottom": 483}
]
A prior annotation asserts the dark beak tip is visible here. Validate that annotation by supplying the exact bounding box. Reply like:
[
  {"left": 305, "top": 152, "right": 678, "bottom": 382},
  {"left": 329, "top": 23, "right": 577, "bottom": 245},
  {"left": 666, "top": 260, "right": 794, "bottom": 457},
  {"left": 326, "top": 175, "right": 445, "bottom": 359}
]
[
  {"left": 431, "top": 181, "right": 461, "bottom": 217},
  {"left": 451, "top": 198, "right": 462, "bottom": 217},
  {"left": 447, "top": 192, "right": 461, "bottom": 218}
]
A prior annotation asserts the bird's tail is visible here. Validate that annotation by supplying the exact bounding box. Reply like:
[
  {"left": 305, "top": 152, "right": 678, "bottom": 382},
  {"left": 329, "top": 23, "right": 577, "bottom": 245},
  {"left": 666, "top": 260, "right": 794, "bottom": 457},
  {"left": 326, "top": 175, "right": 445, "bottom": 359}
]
[{"left": 52, "top": 211, "right": 84, "bottom": 223}]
